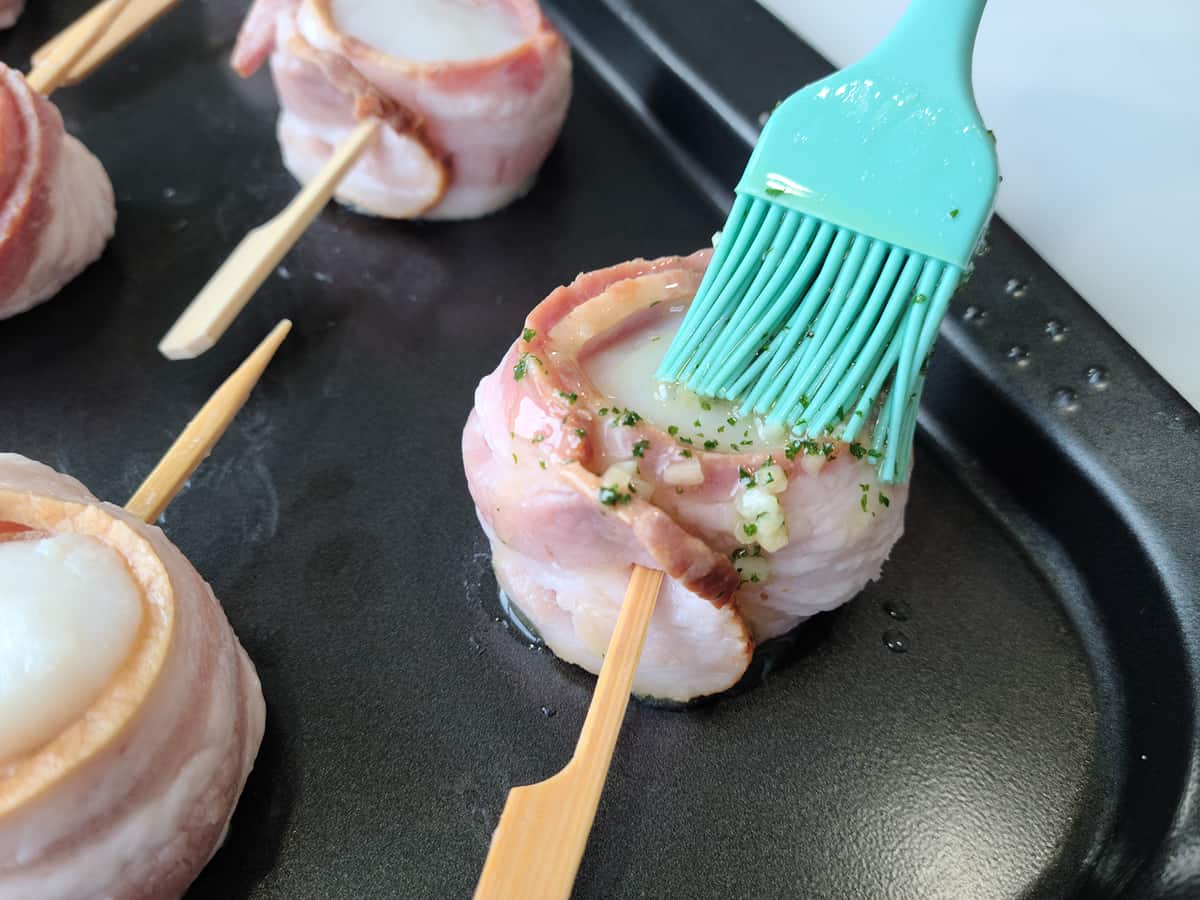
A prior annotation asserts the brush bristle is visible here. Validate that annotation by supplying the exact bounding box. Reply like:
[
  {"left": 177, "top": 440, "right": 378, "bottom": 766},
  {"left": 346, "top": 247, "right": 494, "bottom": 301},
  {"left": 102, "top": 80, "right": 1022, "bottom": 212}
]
[{"left": 656, "top": 194, "right": 963, "bottom": 483}]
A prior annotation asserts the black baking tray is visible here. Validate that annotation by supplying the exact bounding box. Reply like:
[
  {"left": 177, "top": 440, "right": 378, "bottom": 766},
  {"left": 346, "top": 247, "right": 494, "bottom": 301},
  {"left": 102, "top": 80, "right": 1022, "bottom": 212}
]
[{"left": 2, "top": 1, "right": 1198, "bottom": 897}]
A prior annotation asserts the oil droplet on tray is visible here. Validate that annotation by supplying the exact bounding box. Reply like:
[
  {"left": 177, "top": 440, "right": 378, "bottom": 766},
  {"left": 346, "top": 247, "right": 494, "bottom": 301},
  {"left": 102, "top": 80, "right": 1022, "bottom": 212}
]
[
  {"left": 882, "top": 598, "right": 911, "bottom": 621},
  {"left": 962, "top": 305, "right": 987, "bottom": 324},
  {"left": 882, "top": 629, "right": 909, "bottom": 653},
  {"left": 540, "top": 706, "right": 556, "bottom": 718},
  {"left": 1005, "top": 278, "right": 1027, "bottom": 298},
  {"left": 1086, "top": 366, "right": 1109, "bottom": 389}
]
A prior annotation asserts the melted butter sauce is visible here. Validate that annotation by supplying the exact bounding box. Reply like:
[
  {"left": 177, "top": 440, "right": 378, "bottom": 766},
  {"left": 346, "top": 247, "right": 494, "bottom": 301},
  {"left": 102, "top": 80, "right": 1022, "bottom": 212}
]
[
  {"left": 582, "top": 304, "right": 786, "bottom": 452},
  {"left": 330, "top": 0, "right": 527, "bottom": 63}
]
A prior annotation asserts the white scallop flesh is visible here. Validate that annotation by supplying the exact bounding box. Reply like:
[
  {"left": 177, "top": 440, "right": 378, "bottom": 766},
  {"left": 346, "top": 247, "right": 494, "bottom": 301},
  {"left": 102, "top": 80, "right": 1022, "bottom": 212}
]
[
  {"left": 0, "top": 534, "right": 142, "bottom": 763},
  {"left": 329, "top": 0, "right": 527, "bottom": 62}
]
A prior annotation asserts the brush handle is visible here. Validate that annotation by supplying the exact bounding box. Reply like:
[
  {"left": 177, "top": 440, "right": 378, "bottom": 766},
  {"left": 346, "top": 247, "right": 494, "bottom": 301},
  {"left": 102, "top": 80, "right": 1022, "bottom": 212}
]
[{"left": 865, "top": 0, "right": 987, "bottom": 93}]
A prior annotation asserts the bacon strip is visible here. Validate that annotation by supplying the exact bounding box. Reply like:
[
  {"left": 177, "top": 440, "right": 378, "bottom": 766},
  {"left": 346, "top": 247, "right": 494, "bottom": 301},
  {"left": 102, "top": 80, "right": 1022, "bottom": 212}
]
[
  {"left": 0, "top": 454, "right": 265, "bottom": 899},
  {"left": 463, "top": 254, "right": 908, "bottom": 701},
  {"left": 0, "top": 65, "right": 115, "bottom": 320},
  {"left": 232, "top": 0, "right": 571, "bottom": 219},
  {"left": 0, "top": 1, "right": 21, "bottom": 29}
]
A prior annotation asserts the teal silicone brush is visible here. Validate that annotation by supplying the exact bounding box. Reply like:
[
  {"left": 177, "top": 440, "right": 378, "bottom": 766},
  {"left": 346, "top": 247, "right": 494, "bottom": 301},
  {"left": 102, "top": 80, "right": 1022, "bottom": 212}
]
[{"left": 656, "top": 0, "right": 997, "bottom": 483}]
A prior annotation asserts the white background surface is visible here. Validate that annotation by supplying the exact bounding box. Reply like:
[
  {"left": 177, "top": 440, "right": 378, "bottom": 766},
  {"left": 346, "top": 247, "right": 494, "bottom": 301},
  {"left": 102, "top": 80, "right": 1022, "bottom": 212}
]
[{"left": 758, "top": 0, "right": 1200, "bottom": 411}]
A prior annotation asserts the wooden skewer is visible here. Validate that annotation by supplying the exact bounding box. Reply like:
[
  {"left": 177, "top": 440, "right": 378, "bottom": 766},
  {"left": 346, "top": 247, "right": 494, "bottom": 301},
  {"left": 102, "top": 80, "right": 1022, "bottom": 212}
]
[
  {"left": 159, "top": 119, "right": 382, "bottom": 361},
  {"left": 24, "top": 0, "right": 136, "bottom": 96},
  {"left": 31, "top": 0, "right": 180, "bottom": 90},
  {"left": 474, "top": 564, "right": 664, "bottom": 900},
  {"left": 125, "top": 319, "right": 291, "bottom": 523}
]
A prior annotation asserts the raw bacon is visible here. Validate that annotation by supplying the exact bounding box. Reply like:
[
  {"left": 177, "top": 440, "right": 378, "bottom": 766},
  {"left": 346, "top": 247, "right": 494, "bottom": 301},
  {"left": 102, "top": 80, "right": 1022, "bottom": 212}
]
[
  {"left": 0, "top": 454, "right": 265, "bottom": 900},
  {"left": 462, "top": 253, "right": 908, "bottom": 702},
  {"left": 232, "top": 0, "right": 571, "bottom": 219},
  {"left": 0, "top": 66, "right": 115, "bottom": 320}
]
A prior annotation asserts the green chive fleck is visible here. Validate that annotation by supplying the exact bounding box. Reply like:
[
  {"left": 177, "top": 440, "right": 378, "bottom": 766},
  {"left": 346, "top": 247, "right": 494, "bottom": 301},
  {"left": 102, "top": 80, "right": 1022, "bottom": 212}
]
[{"left": 598, "top": 486, "right": 632, "bottom": 506}]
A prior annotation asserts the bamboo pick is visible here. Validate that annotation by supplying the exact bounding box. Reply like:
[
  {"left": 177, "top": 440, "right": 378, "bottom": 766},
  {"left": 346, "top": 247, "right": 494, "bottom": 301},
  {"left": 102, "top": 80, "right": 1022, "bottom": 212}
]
[
  {"left": 24, "top": 0, "right": 135, "bottom": 96},
  {"left": 158, "top": 119, "right": 381, "bottom": 361},
  {"left": 31, "top": 0, "right": 180, "bottom": 89},
  {"left": 474, "top": 564, "right": 664, "bottom": 900},
  {"left": 125, "top": 319, "right": 291, "bottom": 522}
]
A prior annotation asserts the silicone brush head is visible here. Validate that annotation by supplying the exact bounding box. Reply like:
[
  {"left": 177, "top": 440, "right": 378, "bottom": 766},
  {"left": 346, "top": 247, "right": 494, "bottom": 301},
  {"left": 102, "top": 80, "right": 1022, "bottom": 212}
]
[{"left": 656, "top": 0, "right": 998, "bottom": 483}]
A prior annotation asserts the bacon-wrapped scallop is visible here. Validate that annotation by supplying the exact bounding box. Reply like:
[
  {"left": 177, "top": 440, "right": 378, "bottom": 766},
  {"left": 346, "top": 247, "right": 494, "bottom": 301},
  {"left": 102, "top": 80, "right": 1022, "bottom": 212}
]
[
  {"left": 0, "top": 65, "right": 115, "bottom": 320},
  {"left": 462, "top": 253, "right": 908, "bottom": 703},
  {"left": 0, "top": 454, "right": 264, "bottom": 899},
  {"left": 232, "top": 0, "right": 572, "bottom": 220}
]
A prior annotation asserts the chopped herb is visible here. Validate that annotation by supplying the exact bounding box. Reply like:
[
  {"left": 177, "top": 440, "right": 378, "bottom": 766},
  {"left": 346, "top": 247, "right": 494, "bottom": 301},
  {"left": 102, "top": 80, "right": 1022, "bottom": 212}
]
[
  {"left": 532, "top": 434, "right": 545, "bottom": 443},
  {"left": 738, "top": 466, "right": 755, "bottom": 485},
  {"left": 821, "top": 443, "right": 836, "bottom": 457},
  {"left": 649, "top": 299, "right": 663, "bottom": 308},
  {"left": 539, "top": 460, "right": 547, "bottom": 470},
  {"left": 740, "top": 439, "right": 753, "bottom": 446},
  {"left": 800, "top": 394, "right": 811, "bottom": 407},
  {"left": 632, "top": 439, "right": 650, "bottom": 458},
  {"left": 512, "top": 453, "right": 519, "bottom": 464},
  {"left": 867, "top": 448, "right": 882, "bottom": 460},
  {"left": 668, "top": 425, "right": 679, "bottom": 436},
  {"left": 676, "top": 486, "right": 684, "bottom": 494},
  {"left": 785, "top": 441, "right": 802, "bottom": 460},
  {"left": 679, "top": 436, "right": 694, "bottom": 445},
  {"left": 913, "top": 294, "right": 928, "bottom": 305},
  {"left": 730, "top": 443, "right": 740, "bottom": 451},
  {"left": 849, "top": 442, "right": 867, "bottom": 459},
  {"left": 557, "top": 390, "right": 578, "bottom": 404},
  {"left": 879, "top": 492, "right": 891, "bottom": 508},
  {"left": 765, "top": 186, "right": 784, "bottom": 197},
  {"left": 598, "top": 486, "right": 632, "bottom": 506},
  {"left": 513, "top": 353, "right": 534, "bottom": 381},
  {"left": 949, "top": 208, "right": 959, "bottom": 219},
  {"left": 680, "top": 449, "right": 692, "bottom": 458},
  {"left": 750, "top": 574, "right": 761, "bottom": 583},
  {"left": 743, "top": 522, "right": 758, "bottom": 536},
  {"left": 727, "top": 417, "right": 737, "bottom": 426},
  {"left": 650, "top": 336, "right": 661, "bottom": 343},
  {"left": 836, "top": 405, "right": 846, "bottom": 421},
  {"left": 700, "top": 400, "right": 712, "bottom": 411},
  {"left": 599, "top": 407, "right": 610, "bottom": 415},
  {"left": 717, "top": 426, "right": 726, "bottom": 433},
  {"left": 704, "top": 439, "right": 719, "bottom": 450},
  {"left": 620, "top": 410, "right": 642, "bottom": 427},
  {"left": 575, "top": 427, "right": 587, "bottom": 438},
  {"left": 765, "top": 470, "right": 776, "bottom": 484},
  {"left": 860, "top": 493, "right": 869, "bottom": 512},
  {"left": 522, "top": 327, "right": 537, "bottom": 342}
]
